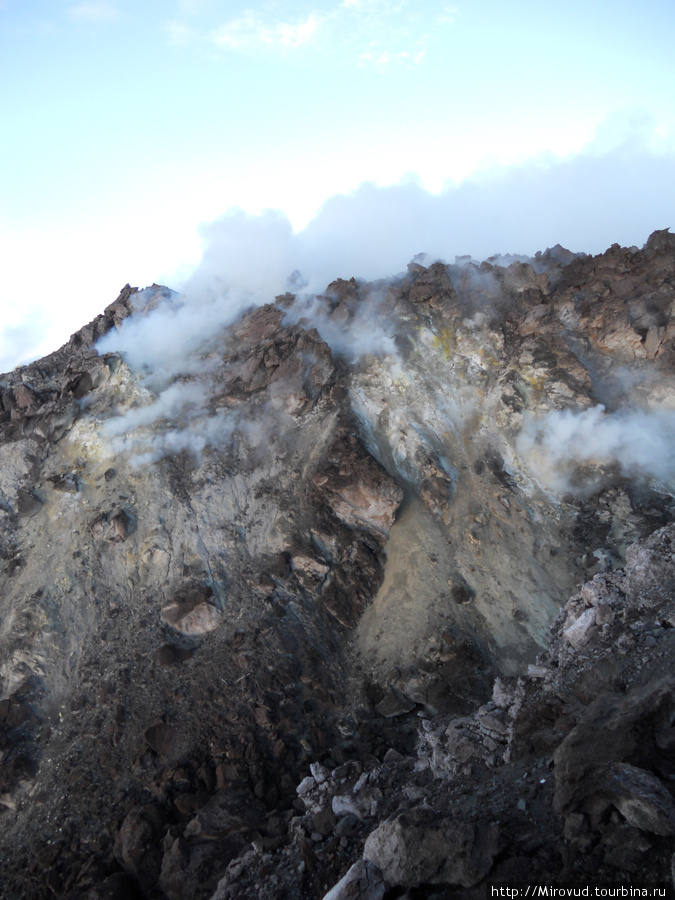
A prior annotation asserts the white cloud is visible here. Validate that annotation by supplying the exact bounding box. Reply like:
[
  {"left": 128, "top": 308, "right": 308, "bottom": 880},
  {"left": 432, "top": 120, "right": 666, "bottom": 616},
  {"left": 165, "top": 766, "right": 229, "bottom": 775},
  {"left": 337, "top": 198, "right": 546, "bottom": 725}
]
[
  {"left": 179, "top": 0, "right": 442, "bottom": 65},
  {"left": 91, "top": 132, "right": 675, "bottom": 467},
  {"left": 212, "top": 11, "right": 320, "bottom": 51},
  {"left": 276, "top": 13, "right": 320, "bottom": 48},
  {"left": 163, "top": 18, "right": 196, "bottom": 47},
  {"left": 332, "top": 0, "right": 437, "bottom": 68},
  {"left": 0, "top": 317, "right": 49, "bottom": 376},
  {"left": 437, "top": 3, "right": 458, "bottom": 25},
  {"left": 4, "top": 115, "right": 672, "bottom": 378},
  {"left": 66, "top": 2, "right": 119, "bottom": 23},
  {"left": 172, "top": 124, "right": 675, "bottom": 298}
]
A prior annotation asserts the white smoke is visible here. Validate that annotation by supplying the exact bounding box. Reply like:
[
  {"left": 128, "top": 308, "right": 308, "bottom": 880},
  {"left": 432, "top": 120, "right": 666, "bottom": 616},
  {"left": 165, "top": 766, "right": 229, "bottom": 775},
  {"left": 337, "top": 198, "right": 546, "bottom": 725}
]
[
  {"left": 99, "top": 376, "right": 278, "bottom": 469},
  {"left": 91, "top": 128, "right": 675, "bottom": 468},
  {"left": 94, "top": 210, "right": 346, "bottom": 386},
  {"left": 104, "top": 127, "right": 675, "bottom": 380},
  {"left": 96, "top": 285, "right": 257, "bottom": 389},
  {"left": 3, "top": 119, "right": 674, "bottom": 377},
  {"left": 99, "top": 378, "right": 211, "bottom": 466},
  {"left": 103, "top": 381, "right": 207, "bottom": 437},
  {"left": 109, "top": 410, "right": 265, "bottom": 469},
  {"left": 517, "top": 405, "right": 675, "bottom": 493},
  {"left": 285, "top": 287, "right": 399, "bottom": 362},
  {"left": 180, "top": 209, "right": 298, "bottom": 301}
]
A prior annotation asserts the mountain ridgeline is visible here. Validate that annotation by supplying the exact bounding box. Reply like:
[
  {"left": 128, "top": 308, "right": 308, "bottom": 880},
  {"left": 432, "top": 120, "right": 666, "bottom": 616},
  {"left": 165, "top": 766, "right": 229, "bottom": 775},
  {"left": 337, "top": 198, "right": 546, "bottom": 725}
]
[{"left": 1, "top": 231, "right": 675, "bottom": 898}]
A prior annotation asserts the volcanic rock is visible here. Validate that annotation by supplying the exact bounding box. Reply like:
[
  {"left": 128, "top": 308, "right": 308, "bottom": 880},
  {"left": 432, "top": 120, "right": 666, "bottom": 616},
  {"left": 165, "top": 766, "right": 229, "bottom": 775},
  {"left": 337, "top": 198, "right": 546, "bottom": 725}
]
[
  {"left": 0, "top": 235, "right": 674, "bottom": 899},
  {"left": 321, "top": 860, "right": 384, "bottom": 900},
  {"left": 363, "top": 809, "right": 499, "bottom": 888}
]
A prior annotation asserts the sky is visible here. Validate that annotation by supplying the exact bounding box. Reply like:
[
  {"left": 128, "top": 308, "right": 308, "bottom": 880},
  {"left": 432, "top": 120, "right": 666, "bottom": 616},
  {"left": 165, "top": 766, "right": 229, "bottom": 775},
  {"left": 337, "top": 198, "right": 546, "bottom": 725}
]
[{"left": 1, "top": 0, "right": 674, "bottom": 373}]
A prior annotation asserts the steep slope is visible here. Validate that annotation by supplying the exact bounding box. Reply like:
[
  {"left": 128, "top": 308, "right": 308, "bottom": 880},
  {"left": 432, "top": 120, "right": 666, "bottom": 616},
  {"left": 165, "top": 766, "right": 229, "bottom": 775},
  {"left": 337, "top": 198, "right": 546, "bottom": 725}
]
[
  {"left": 0, "top": 231, "right": 673, "bottom": 898},
  {"left": 220, "top": 522, "right": 675, "bottom": 898}
]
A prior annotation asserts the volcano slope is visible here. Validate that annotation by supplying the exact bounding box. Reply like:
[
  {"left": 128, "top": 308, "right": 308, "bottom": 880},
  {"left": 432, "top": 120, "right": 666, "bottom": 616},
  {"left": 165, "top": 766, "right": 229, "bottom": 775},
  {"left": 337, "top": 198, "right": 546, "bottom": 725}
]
[{"left": 0, "top": 230, "right": 674, "bottom": 899}]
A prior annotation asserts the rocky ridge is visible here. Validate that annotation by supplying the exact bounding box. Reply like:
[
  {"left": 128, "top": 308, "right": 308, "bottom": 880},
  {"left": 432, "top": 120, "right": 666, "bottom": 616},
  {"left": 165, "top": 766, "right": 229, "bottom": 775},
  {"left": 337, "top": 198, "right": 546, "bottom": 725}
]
[{"left": 0, "top": 231, "right": 674, "bottom": 898}]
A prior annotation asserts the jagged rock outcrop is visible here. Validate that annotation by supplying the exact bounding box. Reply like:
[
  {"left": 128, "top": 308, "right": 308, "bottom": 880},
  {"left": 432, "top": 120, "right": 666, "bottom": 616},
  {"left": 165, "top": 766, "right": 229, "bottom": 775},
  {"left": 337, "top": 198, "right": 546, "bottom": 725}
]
[
  {"left": 0, "top": 232, "right": 674, "bottom": 898},
  {"left": 215, "top": 523, "right": 675, "bottom": 898}
]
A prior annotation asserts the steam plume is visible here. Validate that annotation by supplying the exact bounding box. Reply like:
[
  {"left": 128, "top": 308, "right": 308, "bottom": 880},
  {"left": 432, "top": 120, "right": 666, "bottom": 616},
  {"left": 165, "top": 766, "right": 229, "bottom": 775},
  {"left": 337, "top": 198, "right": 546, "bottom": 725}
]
[
  {"left": 92, "top": 130, "right": 675, "bottom": 468},
  {"left": 517, "top": 405, "right": 675, "bottom": 493}
]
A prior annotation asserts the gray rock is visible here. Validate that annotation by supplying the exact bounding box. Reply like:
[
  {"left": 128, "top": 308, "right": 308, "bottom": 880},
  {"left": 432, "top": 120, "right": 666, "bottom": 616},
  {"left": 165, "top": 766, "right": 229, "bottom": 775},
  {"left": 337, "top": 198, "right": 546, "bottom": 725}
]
[
  {"left": 563, "top": 607, "right": 596, "bottom": 649},
  {"left": 16, "top": 488, "right": 42, "bottom": 518},
  {"left": 87, "top": 872, "right": 135, "bottom": 900},
  {"left": 313, "top": 807, "right": 337, "bottom": 836},
  {"left": 144, "top": 722, "right": 190, "bottom": 762},
  {"left": 322, "top": 860, "right": 385, "bottom": 900},
  {"left": 375, "top": 686, "right": 416, "bottom": 719},
  {"left": 382, "top": 748, "right": 405, "bottom": 763},
  {"left": 3, "top": 239, "right": 675, "bottom": 900},
  {"left": 363, "top": 808, "right": 499, "bottom": 888},
  {"left": 114, "top": 804, "right": 165, "bottom": 895},
  {"left": 601, "top": 762, "right": 675, "bottom": 836},
  {"left": 333, "top": 794, "right": 362, "bottom": 819},
  {"left": 310, "top": 761, "right": 331, "bottom": 784},
  {"left": 160, "top": 598, "right": 224, "bottom": 636},
  {"left": 297, "top": 776, "right": 316, "bottom": 797},
  {"left": 90, "top": 509, "right": 131, "bottom": 542},
  {"left": 334, "top": 813, "right": 360, "bottom": 836}
]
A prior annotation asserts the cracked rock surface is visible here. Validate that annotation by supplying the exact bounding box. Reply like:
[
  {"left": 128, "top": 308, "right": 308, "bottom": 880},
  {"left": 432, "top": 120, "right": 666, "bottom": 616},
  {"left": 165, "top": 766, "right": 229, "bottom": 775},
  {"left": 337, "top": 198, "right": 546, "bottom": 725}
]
[{"left": 0, "top": 232, "right": 674, "bottom": 898}]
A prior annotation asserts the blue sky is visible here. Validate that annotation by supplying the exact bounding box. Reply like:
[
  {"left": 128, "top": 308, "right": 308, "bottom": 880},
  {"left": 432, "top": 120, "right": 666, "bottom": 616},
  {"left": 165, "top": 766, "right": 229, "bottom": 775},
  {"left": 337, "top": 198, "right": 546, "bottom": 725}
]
[{"left": 1, "top": 0, "right": 674, "bottom": 371}]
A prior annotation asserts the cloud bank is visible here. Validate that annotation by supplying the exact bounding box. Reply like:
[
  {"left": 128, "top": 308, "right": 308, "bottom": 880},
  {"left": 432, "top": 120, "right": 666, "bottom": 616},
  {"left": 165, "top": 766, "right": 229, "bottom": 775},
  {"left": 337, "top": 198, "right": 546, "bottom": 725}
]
[
  {"left": 3, "top": 123, "right": 673, "bottom": 377},
  {"left": 175, "top": 0, "right": 450, "bottom": 64},
  {"left": 169, "top": 130, "right": 675, "bottom": 306},
  {"left": 91, "top": 130, "right": 675, "bottom": 469}
]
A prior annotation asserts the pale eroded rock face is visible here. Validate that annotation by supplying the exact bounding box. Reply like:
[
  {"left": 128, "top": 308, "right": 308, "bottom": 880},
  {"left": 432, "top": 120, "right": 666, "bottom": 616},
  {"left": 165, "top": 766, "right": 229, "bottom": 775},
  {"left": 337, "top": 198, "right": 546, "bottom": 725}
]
[{"left": 0, "top": 233, "right": 674, "bottom": 898}]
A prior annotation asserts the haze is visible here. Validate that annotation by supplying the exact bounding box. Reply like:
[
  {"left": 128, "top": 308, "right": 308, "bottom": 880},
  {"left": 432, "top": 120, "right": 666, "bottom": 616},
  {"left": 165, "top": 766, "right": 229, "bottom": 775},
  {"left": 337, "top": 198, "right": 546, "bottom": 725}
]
[{"left": 1, "top": 0, "right": 674, "bottom": 372}]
